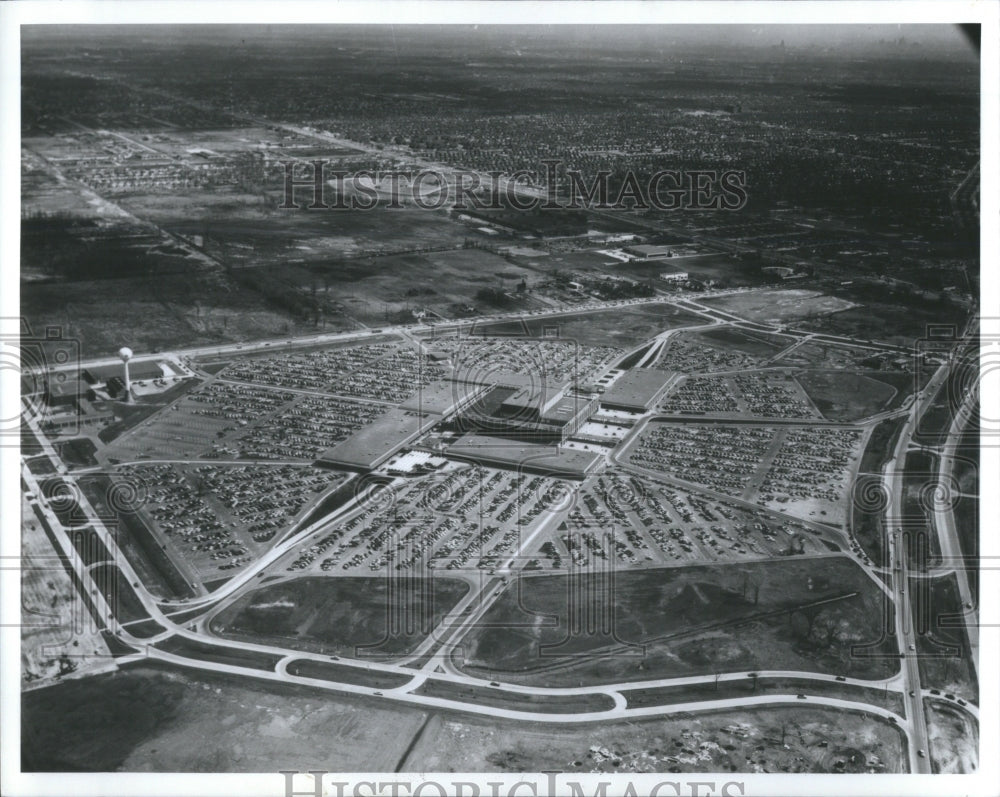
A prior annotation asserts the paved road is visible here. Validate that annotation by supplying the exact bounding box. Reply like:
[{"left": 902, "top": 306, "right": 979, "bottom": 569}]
[
  {"left": 38, "top": 293, "right": 752, "bottom": 376},
  {"left": 136, "top": 644, "right": 912, "bottom": 731},
  {"left": 883, "top": 361, "right": 953, "bottom": 773},
  {"left": 929, "top": 337, "right": 979, "bottom": 677}
]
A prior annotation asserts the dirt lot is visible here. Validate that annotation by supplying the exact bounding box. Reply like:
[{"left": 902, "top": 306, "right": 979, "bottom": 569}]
[
  {"left": 924, "top": 698, "right": 978, "bottom": 773},
  {"left": 21, "top": 495, "right": 113, "bottom": 688},
  {"left": 401, "top": 705, "right": 907, "bottom": 773}
]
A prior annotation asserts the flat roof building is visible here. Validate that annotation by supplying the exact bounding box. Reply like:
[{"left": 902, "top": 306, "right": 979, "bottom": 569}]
[
  {"left": 659, "top": 266, "right": 689, "bottom": 282},
  {"left": 445, "top": 434, "right": 602, "bottom": 479},
  {"left": 46, "top": 378, "right": 90, "bottom": 406},
  {"left": 626, "top": 244, "right": 676, "bottom": 260},
  {"left": 400, "top": 379, "right": 489, "bottom": 416},
  {"left": 317, "top": 408, "right": 439, "bottom": 470},
  {"left": 599, "top": 368, "right": 675, "bottom": 412}
]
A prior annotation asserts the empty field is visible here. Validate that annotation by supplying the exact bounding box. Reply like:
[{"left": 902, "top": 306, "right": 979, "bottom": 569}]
[
  {"left": 456, "top": 557, "right": 898, "bottom": 686},
  {"left": 211, "top": 576, "right": 470, "bottom": 658},
  {"left": 21, "top": 664, "right": 426, "bottom": 772},
  {"left": 796, "top": 370, "right": 899, "bottom": 421},
  {"left": 911, "top": 574, "right": 977, "bottom": 703},
  {"left": 702, "top": 290, "right": 856, "bottom": 324},
  {"left": 467, "top": 303, "right": 704, "bottom": 349},
  {"left": 623, "top": 675, "right": 904, "bottom": 716},
  {"left": 285, "top": 659, "right": 413, "bottom": 689},
  {"left": 798, "top": 301, "right": 968, "bottom": 347},
  {"left": 400, "top": 704, "right": 906, "bottom": 773},
  {"left": 925, "top": 698, "right": 978, "bottom": 774},
  {"left": 412, "top": 679, "right": 616, "bottom": 713}
]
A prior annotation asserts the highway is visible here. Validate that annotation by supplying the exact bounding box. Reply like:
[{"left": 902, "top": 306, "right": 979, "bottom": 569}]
[
  {"left": 881, "top": 354, "right": 960, "bottom": 772},
  {"left": 37, "top": 291, "right": 742, "bottom": 377},
  {"left": 929, "top": 352, "right": 979, "bottom": 677}
]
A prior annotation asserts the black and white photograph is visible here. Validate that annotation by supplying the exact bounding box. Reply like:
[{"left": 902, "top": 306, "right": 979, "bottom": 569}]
[{"left": 1, "top": 2, "right": 996, "bottom": 796}]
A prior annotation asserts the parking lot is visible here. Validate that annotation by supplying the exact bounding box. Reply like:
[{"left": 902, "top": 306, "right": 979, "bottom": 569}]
[
  {"left": 431, "top": 336, "right": 620, "bottom": 387},
  {"left": 124, "top": 463, "right": 349, "bottom": 580},
  {"left": 538, "top": 469, "right": 824, "bottom": 569},
  {"left": 219, "top": 342, "right": 449, "bottom": 403},
  {"left": 281, "top": 464, "right": 572, "bottom": 578},
  {"left": 102, "top": 379, "right": 390, "bottom": 462}
]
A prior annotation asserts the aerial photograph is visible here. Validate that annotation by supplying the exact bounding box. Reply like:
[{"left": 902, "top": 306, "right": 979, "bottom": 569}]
[{"left": 10, "top": 15, "right": 986, "bottom": 794}]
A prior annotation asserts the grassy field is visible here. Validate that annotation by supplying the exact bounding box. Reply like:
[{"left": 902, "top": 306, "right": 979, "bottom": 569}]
[
  {"left": 953, "top": 495, "right": 978, "bottom": 576},
  {"left": 21, "top": 663, "right": 427, "bottom": 772},
  {"left": 464, "top": 303, "right": 704, "bottom": 349},
  {"left": 456, "top": 557, "right": 898, "bottom": 686},
  {"left": 797, "top": 301, "right": 968, "bottom": 348},
  {"left": 900, "top": 450, "right": 941, "bottom": 564},
  {"left": 413, "top": 679, "right": 615, "bottom": 713},
  {"left": 285, "top": 658, "right": 412, "bottom": 689},
  {"left": 616, "top": 252, "right": 767, "bottom": 287},
  {"left": 69, "top": 527, "right": 111, "bottom": 567},
  {"left": 911, "top": 574, "right": 978, "bottom": 704},
  {"left": 796, "top": 370, "right": 900, "bottom": 421},
  {"left": 702, "top": 290, "right": 855, "bottom": 324},
  {"left": 53, "top": 437, "right": 99, "bottom": 467},
  {"left": 22, "top": 270, "right": 331, "bottom": 360},
  {"left": 22, "top": 668, "right": 187, "bottom": 771},
  {"left": 852, "top": 423, "right": 899, "bottom": 584},
  {"left": 211, "top": 576, "right": 470, "bottom": 658},
  {"left": 154, "top": 637, "right": 285, "bottom": 671},
  {"left": 696, "top": 326, "right": 789, "bottom": 356},
  {"left": 88, "top": 564, "right": 150, "bottom": 625}
]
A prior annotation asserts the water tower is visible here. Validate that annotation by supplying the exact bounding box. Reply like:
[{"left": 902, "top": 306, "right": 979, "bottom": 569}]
[{"left": 118, "top": 346, "right": 133, "bottom": 402}]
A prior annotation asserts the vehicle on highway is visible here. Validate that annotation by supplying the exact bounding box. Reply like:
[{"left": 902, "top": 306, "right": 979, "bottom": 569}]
[{"left": 917, "top": 749, "right": 926, "bottom": 758}]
